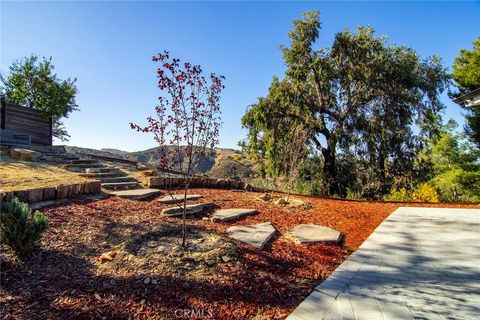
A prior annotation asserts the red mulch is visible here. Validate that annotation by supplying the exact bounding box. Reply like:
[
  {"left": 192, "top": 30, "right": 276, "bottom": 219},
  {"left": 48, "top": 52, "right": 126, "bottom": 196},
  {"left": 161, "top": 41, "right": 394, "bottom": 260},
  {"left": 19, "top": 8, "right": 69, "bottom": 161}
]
[{"left": 1, "top": 189, "right": 478, "bottom": 319}]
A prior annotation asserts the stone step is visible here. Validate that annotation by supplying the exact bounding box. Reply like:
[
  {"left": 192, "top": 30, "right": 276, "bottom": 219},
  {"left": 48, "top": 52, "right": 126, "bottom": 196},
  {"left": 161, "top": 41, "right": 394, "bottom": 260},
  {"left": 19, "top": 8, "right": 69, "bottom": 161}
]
[
  {"left": 96, "top": 176, "right": 137, "bottom": 183},
  {"left": 106, "top": 188, "right": 162, "bottom": 200},
  {"left": 212, "top": 208, "right": 257, "bottom": 222},
  {"left": 85, "top": 168, "right": 121, "bottom": 174},
  {"left": 158, "top": 194, "right": 203, "bottom": 204},
  {"left": 161, "top": 202, "right": 215, "bottom": 217},
  {"left": 79, "top": 171, "right": 126, "bottom": 178},
  {"left": 227, "top": 222, "right": 276, "bottom": 249},
  {"left": 101, "top": 182, "right": 140, "bottom": 190}
]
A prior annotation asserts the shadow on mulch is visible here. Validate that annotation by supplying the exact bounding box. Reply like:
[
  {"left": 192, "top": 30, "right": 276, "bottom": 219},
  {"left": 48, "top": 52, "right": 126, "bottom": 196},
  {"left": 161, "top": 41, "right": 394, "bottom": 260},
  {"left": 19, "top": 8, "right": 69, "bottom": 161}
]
[{"left": 1, "top": 223, "right": 338, "bottom": 319}]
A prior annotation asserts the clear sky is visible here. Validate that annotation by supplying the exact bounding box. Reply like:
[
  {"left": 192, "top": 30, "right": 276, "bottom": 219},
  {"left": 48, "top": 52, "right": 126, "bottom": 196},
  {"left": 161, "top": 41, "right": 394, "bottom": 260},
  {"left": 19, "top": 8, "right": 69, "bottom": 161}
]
[{"left": 1, "top": 1, "right": 479, "bottom": 152}]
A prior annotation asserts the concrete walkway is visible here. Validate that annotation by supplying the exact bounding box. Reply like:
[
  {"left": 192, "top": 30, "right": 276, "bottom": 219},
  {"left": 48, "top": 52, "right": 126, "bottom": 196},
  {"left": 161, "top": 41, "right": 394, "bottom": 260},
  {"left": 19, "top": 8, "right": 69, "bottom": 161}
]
[{"left": 288, "top": 207, "right": 480, "bottom": 320}]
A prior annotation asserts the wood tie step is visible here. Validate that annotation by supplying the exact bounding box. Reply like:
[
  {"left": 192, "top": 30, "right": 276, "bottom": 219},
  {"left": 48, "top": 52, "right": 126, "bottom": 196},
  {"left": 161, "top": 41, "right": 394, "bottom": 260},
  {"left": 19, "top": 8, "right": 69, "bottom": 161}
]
[
  {"left": 79, "top": 172, "right": 126, "bottom": 178},
  {"left": 96, "top": 176, "right": 137, "bottom": 183},
  {"left": 101, "top": 182, "right": 140, "bottom": 190},
  {"left": 64, "top": 163, "right": 104, "bottom": 168},
  {"left": 68, "top": 159, "right": 100, "bottom": 164}
]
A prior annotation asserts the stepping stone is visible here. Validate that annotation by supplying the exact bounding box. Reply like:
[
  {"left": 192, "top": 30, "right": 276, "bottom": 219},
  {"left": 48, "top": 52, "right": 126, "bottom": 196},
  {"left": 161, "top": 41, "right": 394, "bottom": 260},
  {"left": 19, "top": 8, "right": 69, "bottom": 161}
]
[
  {"left": 158, "top": 194, "right": 202, "bottom": 204},
  {"left": 291, "top": 224, "right": 342, "bottom": 244},
  {"left": 227, "top": 222, "right": 276, "bottom": 249},
  {"left": 211, "top": 208, "right": 257, "bottom": 222},
  {"left": 107, "top": 188, "right": 161, "bottom": 200},
  {"left": 161, "top": 202, "right": 214, "bottom": 217}
]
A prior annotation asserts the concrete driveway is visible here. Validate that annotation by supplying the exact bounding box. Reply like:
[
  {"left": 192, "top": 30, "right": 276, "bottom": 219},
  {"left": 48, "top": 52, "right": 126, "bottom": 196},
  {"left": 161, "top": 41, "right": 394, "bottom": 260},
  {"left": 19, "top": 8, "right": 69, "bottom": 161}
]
[{"left": 288, "top": 207, "right": 480, "bottom": 320}]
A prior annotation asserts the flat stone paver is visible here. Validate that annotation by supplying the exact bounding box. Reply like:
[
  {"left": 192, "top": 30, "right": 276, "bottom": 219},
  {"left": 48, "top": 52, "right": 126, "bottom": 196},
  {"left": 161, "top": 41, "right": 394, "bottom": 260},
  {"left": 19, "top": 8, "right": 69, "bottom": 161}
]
[
  {"left": 158, "top": 194, "right": 202, "bottom": 204},
  {"left": 107, "top": 188, "right": 161, "bottom": 200},
  {"left": 161, "top": 202, "right": 214, "bottom": 217},
  {"left": 227, "top": 222, "right": 276, "bottom": 249},
  {"left": 288, "top": 207, "right": 480, "bottom": 320},
  {"left": 211, "top": 208, "right": 257, "bottom": 222},
  {"left": 291, "top": 224, "right": 342, "bottom": 244}
]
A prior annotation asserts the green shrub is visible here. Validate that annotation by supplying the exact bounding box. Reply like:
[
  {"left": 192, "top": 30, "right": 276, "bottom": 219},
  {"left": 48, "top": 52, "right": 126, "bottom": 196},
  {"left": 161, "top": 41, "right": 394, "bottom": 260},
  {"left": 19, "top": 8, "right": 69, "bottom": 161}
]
[
  {"left": 412, "top": 183, "right": 439, "bottom": 203},
  {"left": 0, "top": 198, "right": 49, "bottom": 256},
  {"left": 384, "top": 187, "right": 410, "bottom": 201},
  {"left": 233, "top": 155, "right": 242, "bottom": 162},
  {"left": 345, "top": 189, "right": 363, "bottom": 200}
]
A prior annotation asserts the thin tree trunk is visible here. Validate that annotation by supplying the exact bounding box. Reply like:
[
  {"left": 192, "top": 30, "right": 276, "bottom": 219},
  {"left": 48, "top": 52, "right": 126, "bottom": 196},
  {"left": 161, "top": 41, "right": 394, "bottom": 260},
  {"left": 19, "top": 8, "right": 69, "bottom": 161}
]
[{"left": 181, "top": 179, "right": 189, "bottom": 248}]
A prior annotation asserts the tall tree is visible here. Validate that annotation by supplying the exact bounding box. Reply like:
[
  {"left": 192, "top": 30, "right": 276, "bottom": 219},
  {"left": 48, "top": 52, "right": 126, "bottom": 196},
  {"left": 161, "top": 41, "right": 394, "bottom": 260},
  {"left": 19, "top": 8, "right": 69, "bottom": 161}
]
[
  {"left": 418, "top": 120, "right": 480, "bottom": 202},
  {"left": 453, "top": 36, "right": 480, "bottom": 94},
  {"left": 0, "top": 55, "right": 78, "bottom": 141},
  {"left": 452, "top": 36, "right": 480, "bottom": 148},
  {"left": 242, "top": 11, "right": 449, "bottom": 196}
]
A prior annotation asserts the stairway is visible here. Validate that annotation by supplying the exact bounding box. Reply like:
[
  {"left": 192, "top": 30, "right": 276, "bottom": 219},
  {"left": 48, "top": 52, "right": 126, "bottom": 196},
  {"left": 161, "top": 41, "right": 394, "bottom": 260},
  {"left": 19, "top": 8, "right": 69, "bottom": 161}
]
[{"left": 43, "top": 147, "right": 142, "bottom": 191}]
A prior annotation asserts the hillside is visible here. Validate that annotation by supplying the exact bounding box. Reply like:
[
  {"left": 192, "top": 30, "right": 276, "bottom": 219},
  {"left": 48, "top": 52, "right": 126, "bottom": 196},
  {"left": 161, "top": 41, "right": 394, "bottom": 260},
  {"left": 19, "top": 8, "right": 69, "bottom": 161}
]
[{"left": 64, "top": 145, "right": 257, "bottom": 181}]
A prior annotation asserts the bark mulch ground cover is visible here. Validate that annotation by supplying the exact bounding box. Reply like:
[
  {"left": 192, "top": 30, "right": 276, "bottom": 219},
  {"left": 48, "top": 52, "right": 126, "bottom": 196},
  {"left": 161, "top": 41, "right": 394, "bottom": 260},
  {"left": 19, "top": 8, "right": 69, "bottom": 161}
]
[{"left": 1, "top": 188, "right": 479, "bottom": 319}]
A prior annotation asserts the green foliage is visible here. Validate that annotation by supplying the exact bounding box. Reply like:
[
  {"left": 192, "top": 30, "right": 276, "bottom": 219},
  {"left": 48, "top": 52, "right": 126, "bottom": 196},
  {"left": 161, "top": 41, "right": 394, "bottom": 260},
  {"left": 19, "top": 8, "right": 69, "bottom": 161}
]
[
  {"left": 419, "top": 121, "right": 480, "bottom": 202},
  {"left": 345, "top": 189, "right": 363, "bottom": 200},
  {"left": 412, "top": 183, "right": 439, "bottom": 203},
  {"left": 0, "top": 198, "right": 49, "bottom": 256},
  {"left": 453, "top": 36, "right": 480, "bottom": 93},
  {"left": 0, "top": 55, "right": 78, "bottom": 141},
  {"left": 241, "top": 11, "right": 449, "bottom": 197},
  {"left": 452, "top": 36, "right": 480, "bottom": 149},
  {"left": 384, "top": 188, "right": 410, "bottom": 202}
]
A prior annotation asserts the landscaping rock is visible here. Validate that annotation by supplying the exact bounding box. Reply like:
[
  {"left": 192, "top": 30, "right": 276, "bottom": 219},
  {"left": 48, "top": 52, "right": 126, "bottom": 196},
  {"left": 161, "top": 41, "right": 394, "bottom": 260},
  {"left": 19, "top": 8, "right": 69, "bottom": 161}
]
[
  {"left": 158, "top": 194, "right": 202, "bottom": 204},
  {"left": 211, "top": 208, "right": 257, "bottom": 222},
  {"left": 107, "top": 188, "right": 161, "bottom": 200},
  {"left": 10, "top": 148, "right": 41, "bottom": 161},
  {"left": 274, "top": 198, "right": 288, "bottom": 205},
  {"left": 291, "top": 224, "right": 342, "bottom": 244},
  {"left": 143, "top": 277, "right": 151, "bottom": 285},
  {"left": 161, "top": 202, "right": 214, "bottom": 217},
  {"left": 256, "top": 193, "right": 272, "bottom": 201},
  {"left": 227, "top": 222, "right": 276, "bottom": 249},
  {"left": 230, "top": 189, "right": 246, "bottom": 193}
]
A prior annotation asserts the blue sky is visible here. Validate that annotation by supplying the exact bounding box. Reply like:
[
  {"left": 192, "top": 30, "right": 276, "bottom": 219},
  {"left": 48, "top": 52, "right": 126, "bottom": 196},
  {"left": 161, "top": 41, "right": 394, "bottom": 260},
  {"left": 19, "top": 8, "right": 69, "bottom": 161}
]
[{"left": 1, "top": 1, "right": 479, "bottom": 151}]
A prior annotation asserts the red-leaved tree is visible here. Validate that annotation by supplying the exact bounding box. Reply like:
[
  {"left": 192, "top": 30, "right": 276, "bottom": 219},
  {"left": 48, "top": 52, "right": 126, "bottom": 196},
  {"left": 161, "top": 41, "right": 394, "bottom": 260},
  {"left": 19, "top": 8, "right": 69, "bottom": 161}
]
[{"left": 131, "top": 51, "right": 224, "bottom": 248}]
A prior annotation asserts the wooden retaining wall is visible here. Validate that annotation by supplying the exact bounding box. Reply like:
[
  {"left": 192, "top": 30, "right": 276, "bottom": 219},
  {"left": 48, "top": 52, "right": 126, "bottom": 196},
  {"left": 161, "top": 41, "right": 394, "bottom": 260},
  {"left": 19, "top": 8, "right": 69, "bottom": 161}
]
[
  {"left": 0, "top": 101, "right": 52, "bottom": 146},
  {"left": 149, "top": 177, "right": 260, "bottom": 191},
  {"left": 0, "top": 181, "right": 102, "bottom": 204}
]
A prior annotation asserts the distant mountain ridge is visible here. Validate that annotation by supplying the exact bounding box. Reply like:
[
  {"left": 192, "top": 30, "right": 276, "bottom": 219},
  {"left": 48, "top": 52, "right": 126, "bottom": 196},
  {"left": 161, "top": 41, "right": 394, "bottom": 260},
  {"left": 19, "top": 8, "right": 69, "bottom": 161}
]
[{"left": 64, "top": 145, "right": 257, "bottom": 181}]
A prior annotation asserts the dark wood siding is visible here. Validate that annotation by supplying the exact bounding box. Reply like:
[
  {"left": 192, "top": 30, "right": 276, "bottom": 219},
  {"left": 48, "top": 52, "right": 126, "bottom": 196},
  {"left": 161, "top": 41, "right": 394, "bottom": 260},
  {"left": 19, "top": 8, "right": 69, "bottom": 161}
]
[{"left": 1, "top": 102, "right": 52, "bottom": 146}]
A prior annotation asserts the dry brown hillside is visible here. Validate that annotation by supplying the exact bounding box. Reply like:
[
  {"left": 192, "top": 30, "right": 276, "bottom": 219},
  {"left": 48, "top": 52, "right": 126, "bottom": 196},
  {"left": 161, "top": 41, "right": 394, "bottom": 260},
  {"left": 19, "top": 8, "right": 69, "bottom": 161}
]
[{"left": 64, "top": 146, "right": 258, "bottom": 180}]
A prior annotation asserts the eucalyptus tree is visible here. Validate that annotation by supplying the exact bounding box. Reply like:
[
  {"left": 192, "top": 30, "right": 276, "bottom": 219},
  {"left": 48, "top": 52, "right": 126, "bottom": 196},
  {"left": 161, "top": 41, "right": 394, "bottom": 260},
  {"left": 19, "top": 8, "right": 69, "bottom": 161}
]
[{"left": 242, "top": 11, "right": 449, "bottom": 196}]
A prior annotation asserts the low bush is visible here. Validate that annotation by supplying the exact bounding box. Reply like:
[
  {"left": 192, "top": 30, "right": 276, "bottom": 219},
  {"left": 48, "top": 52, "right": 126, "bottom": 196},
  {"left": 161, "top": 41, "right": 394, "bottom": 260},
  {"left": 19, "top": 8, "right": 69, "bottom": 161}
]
[
  {"left": 384, "top": 187, "right": 410, "bottom": 202},
  {"left": 412, "top": 183, "right": 439, "bottom": 203},
  {"left": 0, "top": 197, "right": 49, "bottom": 256}
]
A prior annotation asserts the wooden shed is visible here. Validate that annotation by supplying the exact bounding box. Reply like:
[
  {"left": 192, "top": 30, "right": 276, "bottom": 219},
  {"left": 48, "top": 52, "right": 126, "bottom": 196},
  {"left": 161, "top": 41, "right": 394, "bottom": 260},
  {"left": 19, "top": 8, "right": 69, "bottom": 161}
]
[{"left": 0, "top": 100, "right": 52, "bottom": 147}]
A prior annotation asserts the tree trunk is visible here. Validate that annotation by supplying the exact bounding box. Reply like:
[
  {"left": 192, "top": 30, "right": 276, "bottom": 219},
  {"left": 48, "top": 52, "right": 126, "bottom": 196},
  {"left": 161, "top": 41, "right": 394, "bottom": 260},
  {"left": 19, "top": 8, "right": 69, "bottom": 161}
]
[
  {"left": 378, "top": 151, "right": 387, "bottom": 194},
  {"left": 322, "top": 146, "right": 339, "bottom": 196},
  {"left": 181, "top": 180, "right": 188, "bottom": 248}
]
